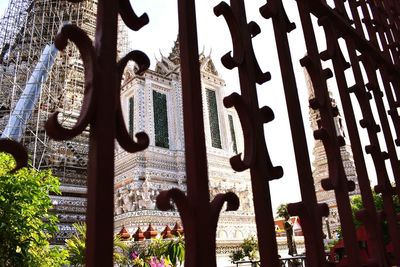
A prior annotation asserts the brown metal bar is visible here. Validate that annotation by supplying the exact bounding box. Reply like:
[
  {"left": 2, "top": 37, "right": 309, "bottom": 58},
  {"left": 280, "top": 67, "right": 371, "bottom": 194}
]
[
  {"left": 85, "top": 0, "right": 118, "bottom": 265},
  {"left": 319, "top": 13, "right": 388, "bottom": 265},
  {"left": 360, "top": 56, "right": 400, "bottom": 265},
  {"left": 157, "top": 1, "right": 240, "bottom": 266},
  {"left": 176, "top": 0, "right": 216, "bottom": 265},
  {"left": 350, "top": 0, "right": 400, "bottom": 200},
  {"left": 44, "top": 0, "right": 150, "bottom": 266},
  {"left": 307, "top": 0, "right": 400, "bottom": 76},
  {"left": 214, "top": 0, "right": 283, "bottom": 265},
  {"left": 296, "top": 1, "right": 362, "bottom": 265},
  {"left": 259, "top": 1, "right": 327, "bottom": 266},
  {"left": 372, "top": 0, "right": 400, "bottom": 64}
]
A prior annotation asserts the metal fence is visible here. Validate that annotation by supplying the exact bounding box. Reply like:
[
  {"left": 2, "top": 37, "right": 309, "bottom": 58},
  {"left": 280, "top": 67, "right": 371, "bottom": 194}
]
[
  {"left": 234, "top": 256, "right": 306, "bottom": 267},
  {"left": 1, "top": 0, "right": 400, "bottom": 266}
]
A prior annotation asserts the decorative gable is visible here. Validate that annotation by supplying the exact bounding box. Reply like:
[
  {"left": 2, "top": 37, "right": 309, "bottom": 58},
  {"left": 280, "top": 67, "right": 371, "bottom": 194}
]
[{"left": 202, "top": 57, "right": 219, "bottom": 76}]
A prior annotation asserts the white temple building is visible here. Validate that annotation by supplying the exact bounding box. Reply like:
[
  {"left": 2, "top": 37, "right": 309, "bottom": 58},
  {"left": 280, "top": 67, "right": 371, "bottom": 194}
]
[{"left": 113, "top": 39, "right": 257, "bottom": 248}]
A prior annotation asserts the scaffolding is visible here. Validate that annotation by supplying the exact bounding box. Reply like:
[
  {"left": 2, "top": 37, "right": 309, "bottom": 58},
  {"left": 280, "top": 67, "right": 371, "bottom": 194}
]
[{"left": 0, "top": 0, "right": 99, "bottom": 243}]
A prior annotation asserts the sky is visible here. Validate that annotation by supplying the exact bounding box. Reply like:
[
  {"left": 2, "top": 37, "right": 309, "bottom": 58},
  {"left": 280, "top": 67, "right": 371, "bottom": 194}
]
[{"left": 0, "top": 0, "right": 392, "bottom": 214}]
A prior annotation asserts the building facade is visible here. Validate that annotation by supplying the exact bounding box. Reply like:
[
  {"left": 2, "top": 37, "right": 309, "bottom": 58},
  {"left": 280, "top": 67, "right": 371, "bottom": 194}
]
[{"left": 114, "top": 39, "right": 257, "bottom": 242}]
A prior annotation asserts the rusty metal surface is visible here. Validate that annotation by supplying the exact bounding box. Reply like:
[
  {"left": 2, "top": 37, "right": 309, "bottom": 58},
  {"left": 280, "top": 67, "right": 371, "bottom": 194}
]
[{"left": 0, "top": 0, "right": 399, "bottom": 266}]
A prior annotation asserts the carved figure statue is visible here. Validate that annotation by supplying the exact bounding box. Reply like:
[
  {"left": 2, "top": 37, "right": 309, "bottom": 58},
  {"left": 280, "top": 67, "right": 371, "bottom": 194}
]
[{"left": 138, "top": 179, "right": 155, "bottom": 209}]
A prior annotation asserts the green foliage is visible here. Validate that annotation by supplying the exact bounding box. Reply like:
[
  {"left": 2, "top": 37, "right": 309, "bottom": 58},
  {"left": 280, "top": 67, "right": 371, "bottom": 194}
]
[
  {"left": 114, "top": 235, "right": 131, "bottom": 267},
  {"left": 65, "top": 222, "right": 133, "bottom": 266},
  {"left": 166, "top": 235, "right": 185, "bottom": 267},
  {"left": 0, "top": 152, "right": 68, "bottom": 267},
  {"left": 241, "top": 236, "right": 258, "bottom": 260},
  {"left": 229, "top": 249, "right": 245, "bottom": 263},
  {"left": 65, "top": 222, "right": 86, "bottom": 266},
  {"left": 325, "top": 239, "right": 339, "bottom": 251},
  {"left": 146, "top": 237, "right": 168, "bottom": 259},
  {"left": 276, "top": 203, "right": 289, "bottom": 220},
  {"left": 350, "top": 192, "right": 400, "bottom": 227},
  {"left": 350, "top": 192, "right": 400, "bottom": 244},
  {"left": 229, "top": 236, "right": 259, "bottom": 263},
  {"left": 130, "top": 236, "right": 185, "bottom": 267}
]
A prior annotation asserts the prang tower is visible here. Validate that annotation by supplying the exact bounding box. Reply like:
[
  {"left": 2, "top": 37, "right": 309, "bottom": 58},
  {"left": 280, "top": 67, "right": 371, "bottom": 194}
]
[{"left": 305, "top": 69, "right": 360, "bottom": 234}]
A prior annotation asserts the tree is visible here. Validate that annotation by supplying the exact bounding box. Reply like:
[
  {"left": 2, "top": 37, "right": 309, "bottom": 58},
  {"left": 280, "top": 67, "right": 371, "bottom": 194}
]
[
  {"left": 0, "top": 152, "right": 68, "bottom": 266},
  {"left": 276, "top": 203, "right": 297, "bottom": 256}
]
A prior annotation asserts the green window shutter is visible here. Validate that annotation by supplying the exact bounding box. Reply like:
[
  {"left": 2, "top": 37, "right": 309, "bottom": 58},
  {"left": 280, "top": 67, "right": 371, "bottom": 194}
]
[
  {"left": 153, "top": 90, "right": 169, "bottom": 148},
  {"left": 228, "top": 115, "right": 238, "bottom": 154},
  {"left": 128, "top": 96, "right": 134, "bottom": 137},
  {"left": 206, "top": 89, "right": 222, "bottom": 148}
]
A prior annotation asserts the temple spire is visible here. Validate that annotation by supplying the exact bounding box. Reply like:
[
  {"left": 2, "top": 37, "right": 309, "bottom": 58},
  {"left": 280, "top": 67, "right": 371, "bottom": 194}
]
[{"left": 168, "top": 36, "right": 180, "bottom": 65}]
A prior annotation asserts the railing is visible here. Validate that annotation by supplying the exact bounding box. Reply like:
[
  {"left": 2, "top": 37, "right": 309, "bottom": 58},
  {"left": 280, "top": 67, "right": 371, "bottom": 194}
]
[
  {"left": 234, "top": 260, "right": 261, "bottom": 267},
  {"left": 278, "top": 256, "right": 306, "bottom": 267},
  {"left": 234, "top": 255, "right": 306, "bottom": 267},
  {"left": 1, "top": 0, "right": 400, "bottom": 266}
]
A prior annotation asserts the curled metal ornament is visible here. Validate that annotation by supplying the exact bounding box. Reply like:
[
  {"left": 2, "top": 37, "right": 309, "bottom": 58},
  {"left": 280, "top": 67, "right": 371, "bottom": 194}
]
[
  {"left": 214, "top": 1, "right": 243, "bottom": 69},
  {"left": 223, "top": 92, "right": 255, "bottom": 171},
  {"left": 209, "top": 192, "right": 239, "bottom": 235},
  {"left": 318, "top": 17, "right": 350, "bottom": 69},
  {"left": 259, "top": 1, "right": 296, "bottom": 33},
  {"left": 0, "top": 139, "right": 28, "bottom": 172},
  {"left": 247, "top": 21, "right": 271, "bottom": 85},
  {"left": 210, "top": 192, "right": 239, "bottom": 228},
  {"left": 156, "top": 188, "right": 188, "bottom": 222},
  {"left": 119, "top": 0, "right": 149, "bottom": 31},
  {"left": 45, "top": 24, "right": 95, "bottom": 141},
  {"left": 116, "top": 51, "right": 150, "bottom": 152}
]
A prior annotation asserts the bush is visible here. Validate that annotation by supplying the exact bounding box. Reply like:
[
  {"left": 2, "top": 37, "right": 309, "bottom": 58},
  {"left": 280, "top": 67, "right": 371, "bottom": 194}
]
[
  {"left": 0, "top": 152, "right": 68, "bottom": 266},
  {"left": 129, "top": 235, "right": 185, "bottom": 267},
  {"left": 229, "top": 236, "right": 259, "bottom": 263}
]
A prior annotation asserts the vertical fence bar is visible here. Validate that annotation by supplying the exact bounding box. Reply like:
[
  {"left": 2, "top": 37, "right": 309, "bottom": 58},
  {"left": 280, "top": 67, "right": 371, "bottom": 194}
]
[
  {"left": 360, "top": 57, "right": 400, "bottom": 265},
  {"left": 296, "top": 0, "right": 363, "bottom": 265},
  {"left": 214, "top": 0, "right": 284, "bottom": 265},
  {"left": 318, "top": 13, "right": 388, "bottom": 265},
  {"left": 44, "top": 0, "right": 150, "bottom": 266},
  {"left": 157, "top": 2, "right": 240, "bottom": 266},
  {"left": 259, "top": 1, "right": 327, "bottom": 266},
  {"left": 177, "top": 0, "right": 215, "bottom": 265},
  {"left": 343, "top": 31, "right": 389, "bottom": 267},
  {"left": 85, "top": 0, "right": 118, "bottom": 265}
]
